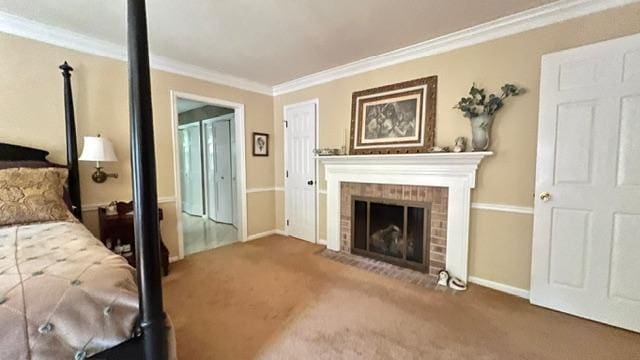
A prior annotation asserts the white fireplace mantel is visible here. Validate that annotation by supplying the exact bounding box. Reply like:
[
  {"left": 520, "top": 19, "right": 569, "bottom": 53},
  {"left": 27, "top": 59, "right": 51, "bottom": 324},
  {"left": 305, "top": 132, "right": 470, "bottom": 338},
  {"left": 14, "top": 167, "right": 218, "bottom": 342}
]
[{"left": 318, "top": 152, "right": 492, "bottom": 281}]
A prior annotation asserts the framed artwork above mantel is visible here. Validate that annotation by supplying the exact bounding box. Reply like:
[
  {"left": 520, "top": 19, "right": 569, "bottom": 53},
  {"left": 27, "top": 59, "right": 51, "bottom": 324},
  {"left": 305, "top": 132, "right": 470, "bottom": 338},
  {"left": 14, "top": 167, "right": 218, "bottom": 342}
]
[{"left": 349, "top": 76, "right": 437, "bottom": 155}]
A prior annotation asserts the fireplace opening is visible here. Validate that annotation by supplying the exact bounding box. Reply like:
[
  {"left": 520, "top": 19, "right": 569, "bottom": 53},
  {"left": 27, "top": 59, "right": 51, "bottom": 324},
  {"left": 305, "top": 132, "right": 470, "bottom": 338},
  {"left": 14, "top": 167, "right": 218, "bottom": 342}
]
[{"left": 351, "top": 196, "right": 430, "bottom": 272}]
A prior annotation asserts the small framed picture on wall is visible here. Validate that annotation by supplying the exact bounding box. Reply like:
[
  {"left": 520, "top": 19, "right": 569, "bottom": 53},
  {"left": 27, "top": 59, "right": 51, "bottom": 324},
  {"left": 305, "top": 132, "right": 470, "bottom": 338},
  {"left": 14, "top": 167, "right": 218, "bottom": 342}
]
[{"left": 252, "top": 132, "right": 269, "bottom": 156}]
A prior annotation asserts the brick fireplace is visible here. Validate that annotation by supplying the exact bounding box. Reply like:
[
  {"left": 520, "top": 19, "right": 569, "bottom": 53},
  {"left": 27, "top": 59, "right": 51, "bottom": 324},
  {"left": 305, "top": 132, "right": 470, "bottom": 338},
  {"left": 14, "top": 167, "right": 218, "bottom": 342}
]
[
  {"left": 340, "top": 183, "right": 448, "bottom": 276},
  {"left": 319, "top": 152, "right": 491, "bottom": 281}
]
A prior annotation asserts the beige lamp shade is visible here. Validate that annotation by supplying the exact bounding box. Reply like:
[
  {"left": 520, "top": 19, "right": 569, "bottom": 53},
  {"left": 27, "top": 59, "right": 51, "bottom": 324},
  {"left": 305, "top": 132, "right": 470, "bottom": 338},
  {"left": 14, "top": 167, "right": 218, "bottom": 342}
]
[{"left": 79, "top": 136, "right": 118, "bottom": 162}]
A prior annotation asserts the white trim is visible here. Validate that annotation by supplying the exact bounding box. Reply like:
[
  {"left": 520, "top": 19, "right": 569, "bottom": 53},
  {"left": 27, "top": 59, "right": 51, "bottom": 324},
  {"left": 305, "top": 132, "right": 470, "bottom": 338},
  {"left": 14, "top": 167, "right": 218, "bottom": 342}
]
[
  {"left": 170, "top": 91, "right": 249, "bottom": 261},
  {"left": 152, "top": 56, "right": 272, "bottom": 95},
  {"left": 246, "top": 229, "right": 286, "bottom": 241},
  {"left": 283, "top": 99, "right": 320, "bottom": 244},
  {"left": 314, "top": 100, "right": 321, "bottom": 246},
  {"left": 468, "top": 276, "right": 530, "bottom": 299},
  {"left": 471, "top": 202, "right": 534, "bottom": 215},
  {"left": 272, "top": 0, "right": 639, "bottom": 95},
  {"left": 169, "top": 256, "right": 181, "bottom": 263},
  {"left": 317, "top": 238, "right": 327, "bottom": 246},
  {"left": 246, "top": 187, "right": 278, "bottom": 193},
  {"left": 81, "top": 196, "right": 176, "bottom": 212},
  {"left": 0, "top": 11, "right": 272, "bottom": 95}
]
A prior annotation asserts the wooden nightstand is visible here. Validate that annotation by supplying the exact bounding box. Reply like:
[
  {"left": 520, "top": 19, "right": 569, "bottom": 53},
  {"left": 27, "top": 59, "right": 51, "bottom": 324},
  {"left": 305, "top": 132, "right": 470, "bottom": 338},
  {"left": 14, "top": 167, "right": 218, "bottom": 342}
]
[{"left": 98, "top": 201, "right": 170, "bottom": 276}]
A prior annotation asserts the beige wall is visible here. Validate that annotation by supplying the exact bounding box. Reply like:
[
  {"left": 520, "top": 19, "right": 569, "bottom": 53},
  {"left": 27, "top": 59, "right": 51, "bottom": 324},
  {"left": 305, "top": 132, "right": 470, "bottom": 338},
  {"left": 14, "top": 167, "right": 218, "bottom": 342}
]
[
  {"left": 1, "top": 32, "right": 276, "bottom": 257},
  {"left": 274, "top": 3, "right": 640, "bottom": 290},
  {"left": 2, "top": 3, "right": 639, "bottom": 290}
]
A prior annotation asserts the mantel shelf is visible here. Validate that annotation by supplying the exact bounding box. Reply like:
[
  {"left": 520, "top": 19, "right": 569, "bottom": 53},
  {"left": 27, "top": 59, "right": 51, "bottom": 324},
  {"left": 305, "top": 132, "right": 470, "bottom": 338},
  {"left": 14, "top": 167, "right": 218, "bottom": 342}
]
[
  {"left": 315, "top": 151, "right": 493, "bottom": 163},
  {"left": 316, "top": 151, "right": 492, "bottom": 166}
]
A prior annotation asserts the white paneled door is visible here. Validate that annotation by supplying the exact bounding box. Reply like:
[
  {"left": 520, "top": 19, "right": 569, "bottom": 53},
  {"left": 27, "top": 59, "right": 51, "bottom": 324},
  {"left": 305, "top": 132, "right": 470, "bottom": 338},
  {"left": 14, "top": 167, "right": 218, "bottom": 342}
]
[
  {"left": 178, "top": 123, "right": 203, "bottom": 216},
  {"left": 203, "top": 116, "right": 234, "bottom": 225},
  {"left": 531, "top": 33, "right": 640, "bottom": 332},
  {"left": 284, "top": 101, "right": 317, "bottom": 242},
  {"left": 203, "top": 119, "right": 218, "bottom": 221},
  {"left": 213, "top": 119, "right": 233, "bottom": 224}
]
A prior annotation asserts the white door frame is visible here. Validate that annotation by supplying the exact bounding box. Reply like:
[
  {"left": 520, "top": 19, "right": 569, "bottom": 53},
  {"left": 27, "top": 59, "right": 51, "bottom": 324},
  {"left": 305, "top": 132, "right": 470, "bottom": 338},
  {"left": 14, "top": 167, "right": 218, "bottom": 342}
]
[
  {"left": 283, "top": 98, "right": 319, "bottom": 243},
  {"left": 170, "top": 90, "right": 248, "bottom": 260}
]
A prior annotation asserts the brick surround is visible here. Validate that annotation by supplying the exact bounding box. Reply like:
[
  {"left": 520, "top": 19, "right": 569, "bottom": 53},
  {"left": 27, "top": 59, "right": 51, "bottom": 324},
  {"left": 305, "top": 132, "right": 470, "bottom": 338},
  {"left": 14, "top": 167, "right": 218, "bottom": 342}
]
[{"left": 340, "top": 182, "right": 448, "bottom": 276}]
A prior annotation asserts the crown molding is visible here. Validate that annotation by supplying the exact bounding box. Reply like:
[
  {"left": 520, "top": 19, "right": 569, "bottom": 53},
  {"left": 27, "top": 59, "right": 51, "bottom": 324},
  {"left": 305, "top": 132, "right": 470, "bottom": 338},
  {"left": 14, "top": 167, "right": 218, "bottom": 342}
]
[
  {"left": 272, "top": 0, "right": 639, "bottom": 96},
  {"left": 1, "top": 0, "right": 636, "bottom": 97},
  {"left": 0, "top": 11, "right": 273, "bottom": 96}
]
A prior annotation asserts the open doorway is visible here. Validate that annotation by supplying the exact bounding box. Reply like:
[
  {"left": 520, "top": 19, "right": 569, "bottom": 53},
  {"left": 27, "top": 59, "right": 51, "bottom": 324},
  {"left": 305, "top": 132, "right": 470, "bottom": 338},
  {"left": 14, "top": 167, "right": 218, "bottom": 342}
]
[{"left": 172, "top": 93, "right": 247, "bottom": 257}]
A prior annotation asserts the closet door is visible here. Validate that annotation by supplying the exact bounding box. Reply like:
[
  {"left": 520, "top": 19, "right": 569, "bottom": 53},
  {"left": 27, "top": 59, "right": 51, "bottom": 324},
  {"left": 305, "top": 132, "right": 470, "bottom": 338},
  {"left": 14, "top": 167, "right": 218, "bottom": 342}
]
[
  {"left": 180, "top": 123, "right": 203, "bottom": 216},
  {"left": 178, "top": 129, "right": 190, "bottom": 213},
  {"left": 203, "top": 120, "right": 217, "bottom": 221},
  {"left": 213, "top": 120, "right": 233, "bottom": 224},
  {"left": 284, "top": 102, "right": 317, "bottom": 242}
]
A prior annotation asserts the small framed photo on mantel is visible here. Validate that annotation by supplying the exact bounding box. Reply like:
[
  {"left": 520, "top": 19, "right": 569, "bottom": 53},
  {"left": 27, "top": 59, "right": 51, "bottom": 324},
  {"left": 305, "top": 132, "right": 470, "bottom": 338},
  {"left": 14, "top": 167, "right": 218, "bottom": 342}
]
[
  {"left": 350, "top": 76, "right": 437, "bottom": 155},
  {"left": 252, "top": 132, "right": 269, "bottom": 156}
]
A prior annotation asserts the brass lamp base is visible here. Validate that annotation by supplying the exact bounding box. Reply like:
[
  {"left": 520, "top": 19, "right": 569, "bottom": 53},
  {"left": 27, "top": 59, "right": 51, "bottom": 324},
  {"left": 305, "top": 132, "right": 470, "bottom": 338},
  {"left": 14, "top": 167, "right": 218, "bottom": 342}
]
[{"left": 92, "top": 167, "right": 118, "bottom": 183}]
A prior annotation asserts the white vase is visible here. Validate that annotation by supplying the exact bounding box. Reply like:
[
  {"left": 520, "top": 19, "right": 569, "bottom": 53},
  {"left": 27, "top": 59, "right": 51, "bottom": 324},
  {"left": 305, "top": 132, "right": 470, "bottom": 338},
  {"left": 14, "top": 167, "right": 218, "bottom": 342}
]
[{"left": 470, "top": 114, "right": 494, "bottom": 151}]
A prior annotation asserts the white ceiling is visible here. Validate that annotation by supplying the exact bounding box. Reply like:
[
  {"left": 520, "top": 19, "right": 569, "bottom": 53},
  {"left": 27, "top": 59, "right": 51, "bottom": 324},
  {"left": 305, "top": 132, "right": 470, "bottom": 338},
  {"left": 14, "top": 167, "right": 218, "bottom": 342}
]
[{"left": 0, "top": 0, "right": 558, "bottom": 87}]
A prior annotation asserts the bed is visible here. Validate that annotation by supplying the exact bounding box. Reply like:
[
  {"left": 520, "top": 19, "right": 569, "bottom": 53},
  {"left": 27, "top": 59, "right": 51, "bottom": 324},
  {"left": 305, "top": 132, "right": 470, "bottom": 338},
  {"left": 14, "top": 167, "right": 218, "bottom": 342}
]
[
  {"left": 0, "top": 221, "right": 139, "bottom": 359},
  {"left": 0, "top": 1, "right": 171, "bottom": 359}
]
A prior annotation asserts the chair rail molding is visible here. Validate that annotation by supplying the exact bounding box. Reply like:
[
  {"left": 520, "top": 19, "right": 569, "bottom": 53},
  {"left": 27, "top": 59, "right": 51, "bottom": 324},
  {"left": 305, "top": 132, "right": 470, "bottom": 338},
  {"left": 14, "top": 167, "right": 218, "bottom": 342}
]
[{"left": 318, "top": 152, "right": 492, "bottom": 282}]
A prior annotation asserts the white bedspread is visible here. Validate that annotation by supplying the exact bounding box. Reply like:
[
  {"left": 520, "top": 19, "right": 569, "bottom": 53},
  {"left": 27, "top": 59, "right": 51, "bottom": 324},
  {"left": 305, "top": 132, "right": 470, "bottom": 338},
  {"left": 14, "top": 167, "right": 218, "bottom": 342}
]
[{"left": 0, "top": 221, "right": 139, "bottom": 360}]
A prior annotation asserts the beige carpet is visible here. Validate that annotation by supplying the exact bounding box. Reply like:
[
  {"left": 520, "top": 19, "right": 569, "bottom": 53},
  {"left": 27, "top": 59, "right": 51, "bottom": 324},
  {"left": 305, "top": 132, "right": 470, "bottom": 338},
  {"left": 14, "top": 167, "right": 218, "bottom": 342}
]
[{"left": 163, "top": 235, "right": 640, "bottom": 360}]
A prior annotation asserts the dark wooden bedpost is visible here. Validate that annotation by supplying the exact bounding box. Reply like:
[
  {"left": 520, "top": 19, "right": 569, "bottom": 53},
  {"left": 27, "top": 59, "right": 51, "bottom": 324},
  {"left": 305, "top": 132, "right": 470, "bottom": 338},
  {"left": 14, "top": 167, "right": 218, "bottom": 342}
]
[
  {"left": 59, "top": 62, "right": 83, "bottom": 221},
  {"left": 127, "top": 1, "right": 168, "bottom": 359}
]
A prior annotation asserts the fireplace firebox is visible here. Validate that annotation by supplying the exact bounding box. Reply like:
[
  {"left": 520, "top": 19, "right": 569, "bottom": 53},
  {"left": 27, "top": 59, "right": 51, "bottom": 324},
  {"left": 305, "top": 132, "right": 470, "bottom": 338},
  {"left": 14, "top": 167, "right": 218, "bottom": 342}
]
[{"left": 351, "top": 196, "right": 430, "bottom": 272}]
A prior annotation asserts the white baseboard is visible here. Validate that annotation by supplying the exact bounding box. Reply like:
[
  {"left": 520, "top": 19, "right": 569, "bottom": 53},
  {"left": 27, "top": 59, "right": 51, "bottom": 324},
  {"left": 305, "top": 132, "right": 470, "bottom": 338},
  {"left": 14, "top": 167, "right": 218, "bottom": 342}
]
[
  {"left": 245, "top": 229, "right": 286, "bottom": 241},
  {"left": 468, "top": 276, "right": 530, "bottom": 299},
  {"left": 317, "top": 238, "right": 327, "bottom": 245},
  {"left": 169, "top": 256, "right": 181, "bottom": 263}
]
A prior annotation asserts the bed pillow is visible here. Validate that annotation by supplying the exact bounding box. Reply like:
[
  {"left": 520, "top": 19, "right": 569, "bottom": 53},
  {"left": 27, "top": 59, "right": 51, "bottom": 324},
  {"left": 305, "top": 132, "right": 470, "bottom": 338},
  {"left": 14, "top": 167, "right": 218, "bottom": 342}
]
[
  {"left": 0, "top": 160, "right": 74, "bottom": 211},
  {"left": 0, "top": 167, "right": 74, "bottom": 226}
]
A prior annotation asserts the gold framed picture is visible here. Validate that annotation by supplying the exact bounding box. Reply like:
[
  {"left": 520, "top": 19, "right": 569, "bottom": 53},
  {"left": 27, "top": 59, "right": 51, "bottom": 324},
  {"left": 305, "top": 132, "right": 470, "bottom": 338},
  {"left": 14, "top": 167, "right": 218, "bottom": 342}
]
[{"left": 350, "top": 76, "right": 437, "bottom": 154}]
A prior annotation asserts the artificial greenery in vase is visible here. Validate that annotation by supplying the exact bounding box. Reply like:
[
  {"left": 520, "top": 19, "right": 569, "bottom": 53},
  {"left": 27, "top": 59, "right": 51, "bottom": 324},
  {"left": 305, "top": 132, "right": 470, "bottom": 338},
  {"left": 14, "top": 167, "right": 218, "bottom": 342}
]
[{"left": 453, "top": 83, "right": 524, "bottom": 151}]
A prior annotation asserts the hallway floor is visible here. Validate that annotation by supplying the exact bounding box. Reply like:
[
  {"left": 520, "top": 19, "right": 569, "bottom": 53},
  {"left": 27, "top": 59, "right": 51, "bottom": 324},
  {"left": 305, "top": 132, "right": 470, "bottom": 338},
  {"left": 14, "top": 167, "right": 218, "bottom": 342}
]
[{"left": 182, "top": 212, "right": 237, "bottom": 255}]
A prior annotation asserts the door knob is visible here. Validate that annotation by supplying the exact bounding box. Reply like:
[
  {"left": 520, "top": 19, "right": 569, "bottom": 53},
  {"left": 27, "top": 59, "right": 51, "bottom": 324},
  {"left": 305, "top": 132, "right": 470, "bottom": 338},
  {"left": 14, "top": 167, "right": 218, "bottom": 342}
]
[
  {"left": 539, "top": 192, "right": 551, "bottom": 202},
  {"left": 307, "top": 180, "right": 314, "bottom": 185}
]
